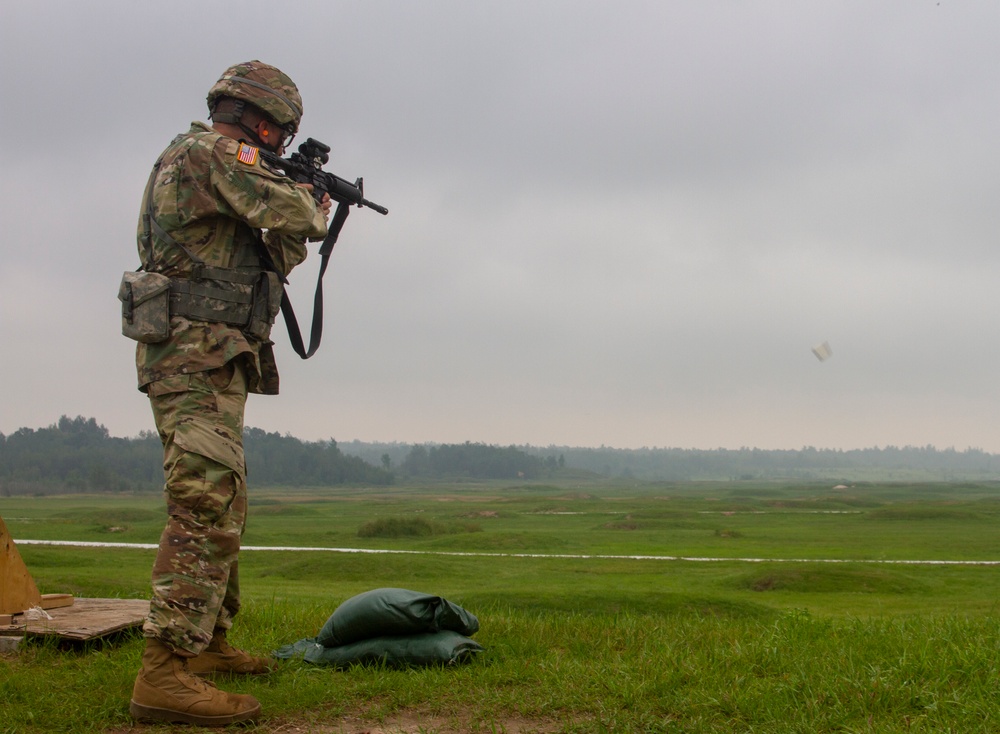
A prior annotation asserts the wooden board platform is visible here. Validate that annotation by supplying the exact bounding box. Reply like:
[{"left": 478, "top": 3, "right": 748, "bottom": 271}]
[{"left": 0, "top": 598, "right": 148, "bottom": 641}]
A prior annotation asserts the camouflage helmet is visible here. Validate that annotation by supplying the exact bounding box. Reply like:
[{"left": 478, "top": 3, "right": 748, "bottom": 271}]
[{"left": 206, "top": 60, "right": 303, "bottom": 132}]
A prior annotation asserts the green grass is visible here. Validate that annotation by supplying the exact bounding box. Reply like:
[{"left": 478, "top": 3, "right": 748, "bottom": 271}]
[
  {"left": 6, "top": 602, "right": 1000, "bottom": 733},
  {"left": 5, "top": 479, "right": 1000, "bottom": 732}
]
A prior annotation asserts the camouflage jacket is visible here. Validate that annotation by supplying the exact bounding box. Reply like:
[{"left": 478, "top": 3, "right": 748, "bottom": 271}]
[{"left": 135, "top": 121, "right": 327, "bottom": 395}]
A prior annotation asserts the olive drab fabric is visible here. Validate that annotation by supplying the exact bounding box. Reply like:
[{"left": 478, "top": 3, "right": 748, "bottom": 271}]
[
  {"left": 134, "top": 120, "right": 326, "bottom": 396},
  {"left": 278, "top": 630, "right": 485, "bottom": 669},
  {"left": 272, "top": 588, "right": 485, "bottom": 668},
  {"left": 316, "top": 588, "right": 480, "bottom": 647}
]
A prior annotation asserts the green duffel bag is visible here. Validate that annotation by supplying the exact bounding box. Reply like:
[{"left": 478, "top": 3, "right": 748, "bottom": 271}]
[
  {"left": 274, "top": 630, "right": 484, "bottom": 668},
  {"left": 316, "top": 587, "right": 480, "bottom": 647}
]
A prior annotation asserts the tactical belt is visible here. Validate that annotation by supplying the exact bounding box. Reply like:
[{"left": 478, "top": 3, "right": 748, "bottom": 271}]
[{"left": 168, "top": 266, "right": 258, "bottom": 327}]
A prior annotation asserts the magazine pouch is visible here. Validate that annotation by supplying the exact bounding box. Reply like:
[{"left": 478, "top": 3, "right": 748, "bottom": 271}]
[{"left": 118, "top": 270, "right": 171, "bottom": 343}]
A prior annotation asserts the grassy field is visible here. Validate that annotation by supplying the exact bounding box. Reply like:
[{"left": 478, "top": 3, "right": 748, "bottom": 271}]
[{"left": 3, "top": 479, "right": 1000, "bottom": 732}]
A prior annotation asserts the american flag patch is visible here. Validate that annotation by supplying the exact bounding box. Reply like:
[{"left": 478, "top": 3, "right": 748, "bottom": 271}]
[{"left": 237, "top": 143, "right": 258, "bottom": 166}]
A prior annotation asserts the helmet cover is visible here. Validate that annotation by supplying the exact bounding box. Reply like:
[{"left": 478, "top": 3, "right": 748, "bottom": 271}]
[{"left": 207, "top": 60, "right": 303, "bottom": 132}]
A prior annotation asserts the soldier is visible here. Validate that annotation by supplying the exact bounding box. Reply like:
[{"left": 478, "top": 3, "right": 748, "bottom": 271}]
[{"left": 127, "top": 61, "right": 331, "bottom": 726}]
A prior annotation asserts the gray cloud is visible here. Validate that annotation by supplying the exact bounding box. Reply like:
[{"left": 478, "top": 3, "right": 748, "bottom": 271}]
[{"left": 3, "top": 1, "right": 999, "bottom": 451}]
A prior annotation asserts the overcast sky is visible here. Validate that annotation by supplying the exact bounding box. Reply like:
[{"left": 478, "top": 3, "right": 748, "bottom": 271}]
[{"left": 3, "top": 1, "right": 1000, "bottom": 452}]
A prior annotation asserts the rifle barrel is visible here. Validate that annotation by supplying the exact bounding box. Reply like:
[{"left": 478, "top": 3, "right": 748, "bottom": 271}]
[{"left": 363, "top": 199, "right": 389, "bottom": 215}]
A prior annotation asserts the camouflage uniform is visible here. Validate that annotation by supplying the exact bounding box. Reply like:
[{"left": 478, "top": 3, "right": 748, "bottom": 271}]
[{"left": 137, "top": 121, "right": 326, "bottom": 655}]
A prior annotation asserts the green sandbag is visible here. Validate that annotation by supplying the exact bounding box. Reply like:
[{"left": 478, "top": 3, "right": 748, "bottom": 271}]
[
  {"left": 273, "top": 638, "right": 322, "bottom": 660},
  {"left": 316, "top": 587, "right": 479, "bottom": 647},
  {"left": 300, "top": 630, "right": 484, "bottom": 668}
]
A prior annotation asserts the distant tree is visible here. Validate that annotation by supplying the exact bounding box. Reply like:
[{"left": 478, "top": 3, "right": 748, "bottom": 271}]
[
  {"left": 399, "top": 442, "right": 547, "bottom": 479},
  {"left": 243, "top": 428, "right": 393, "bottom": 486},
  {"left": 0, "top": 417, "right": 391, "bottom": 495}
]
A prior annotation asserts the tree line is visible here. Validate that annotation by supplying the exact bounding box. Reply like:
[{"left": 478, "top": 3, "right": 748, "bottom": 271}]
[
  {"left": 4, "top": 416, "right": 1000, "bottom": 496},
  {"left": 343, "top": 441, "right": 1000, "bottom": 482},
  {"left": 0, "top": 417, "right": 556, "bottom": 495},
  {"left": 396, "top": 442, "right": 562, "bottom": 480},
  {"left": 519, "top": 443, "right": 1000, "bottom": 482},
  {"left": 0, "top": 416, "right": 394, "bottom": 496}
]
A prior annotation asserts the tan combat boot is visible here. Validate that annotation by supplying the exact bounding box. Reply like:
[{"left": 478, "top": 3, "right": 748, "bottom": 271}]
[
  {"left": 187, "top": 628, "right": 278, "bottom": 676},
  {"left": 130, "top": 638, "right": 261, "bottom": 726}
]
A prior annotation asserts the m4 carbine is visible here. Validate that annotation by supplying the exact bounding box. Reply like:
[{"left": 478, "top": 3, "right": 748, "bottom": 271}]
[
  {"left": 259, "top": 138, "right": 388, "bottom": 359},
  {"left": 260, "top": 138, "right": 388, "bottom": 215}
]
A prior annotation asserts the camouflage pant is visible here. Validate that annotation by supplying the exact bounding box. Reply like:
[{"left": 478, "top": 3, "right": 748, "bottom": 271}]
[{"left": 143, "top": 360, "right": 249, "bottom": 656}]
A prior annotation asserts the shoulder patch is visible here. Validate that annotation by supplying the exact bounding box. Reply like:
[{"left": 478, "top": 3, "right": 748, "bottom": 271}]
[{"left": 236, "top": 143, "right": 259, "bottom": 166}]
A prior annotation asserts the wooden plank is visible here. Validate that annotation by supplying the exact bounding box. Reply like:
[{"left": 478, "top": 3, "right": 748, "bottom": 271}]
[
  {"left": 0, "top": 515, "right": 43, "bottom": 614},
  {"left": 40, "top": 593, "right": 75, "bottom": 610},
  {"left": 0, "top": 598, "right": 149, "bottom": 642}
]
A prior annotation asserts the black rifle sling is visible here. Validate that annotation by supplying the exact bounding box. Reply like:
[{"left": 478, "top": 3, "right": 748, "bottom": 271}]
[{"left": 279, "top": 200, "right": 352, "bottom": 359}]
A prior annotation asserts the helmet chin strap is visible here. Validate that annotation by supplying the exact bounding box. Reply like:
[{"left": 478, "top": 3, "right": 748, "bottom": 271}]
[
  {"left": 237, "top": 121, "right": 277, "bottom": 151},
  {"left": 211, "top": 98, "right": 280, "bottom": 152}
]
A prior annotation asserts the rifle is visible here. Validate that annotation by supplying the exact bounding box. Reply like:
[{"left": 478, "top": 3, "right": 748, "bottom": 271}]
[
  {"left": 259, "top": 138, "right": 388, "bottom": 359},
  {"left": 260, "top": 138, "right": 389, "bottom": 215}
]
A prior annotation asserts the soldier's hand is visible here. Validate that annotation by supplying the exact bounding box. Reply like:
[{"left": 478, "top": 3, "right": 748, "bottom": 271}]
[
  {"left": 319, "top": 192, "right": 333, "bottom": 221},
  {"left": 298, "top": 184, "right": 333, "bottom": 222}
]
